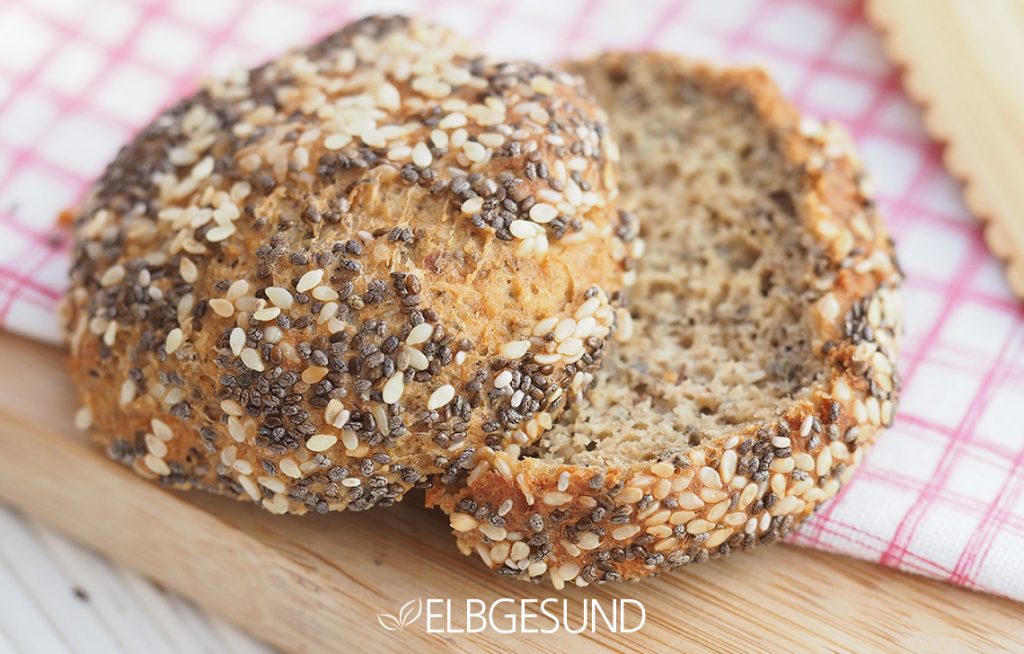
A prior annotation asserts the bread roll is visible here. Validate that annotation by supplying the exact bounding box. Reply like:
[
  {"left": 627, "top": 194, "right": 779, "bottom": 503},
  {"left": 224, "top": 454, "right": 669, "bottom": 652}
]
[
  {"left": 64, "top": 16, "right": 637, "bottom": 514},
  {"left": 427, "top": 52, "right": 903, "bottom": 586}
]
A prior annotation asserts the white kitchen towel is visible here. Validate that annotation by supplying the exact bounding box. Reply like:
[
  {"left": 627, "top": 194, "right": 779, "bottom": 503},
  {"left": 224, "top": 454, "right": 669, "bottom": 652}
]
[{"left": 1, "top": 0, "right": 1022, "bottom": 601}]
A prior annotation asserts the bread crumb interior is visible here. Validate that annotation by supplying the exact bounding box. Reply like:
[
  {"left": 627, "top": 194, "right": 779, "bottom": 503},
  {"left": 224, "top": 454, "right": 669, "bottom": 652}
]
[{"left": 533, "top": 58, "right": 828, "bottom": 466}]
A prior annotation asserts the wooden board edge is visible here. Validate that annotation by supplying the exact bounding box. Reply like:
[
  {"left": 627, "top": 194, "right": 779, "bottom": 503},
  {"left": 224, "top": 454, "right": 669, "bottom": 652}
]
[{"left": 867, "top": 0, "right": 1024, "bottom": 298}]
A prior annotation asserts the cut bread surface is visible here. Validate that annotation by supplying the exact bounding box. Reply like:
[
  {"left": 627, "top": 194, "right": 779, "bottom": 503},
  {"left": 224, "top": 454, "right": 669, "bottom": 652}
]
[{"left": 535, "top": 58, "right": 827, "bottom": 467}]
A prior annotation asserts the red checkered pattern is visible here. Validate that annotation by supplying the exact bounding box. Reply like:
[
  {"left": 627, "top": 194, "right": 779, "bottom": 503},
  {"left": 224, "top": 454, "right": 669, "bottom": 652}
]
[{"left": 2, "top": 0, "right": 1022, "bottom": 600}]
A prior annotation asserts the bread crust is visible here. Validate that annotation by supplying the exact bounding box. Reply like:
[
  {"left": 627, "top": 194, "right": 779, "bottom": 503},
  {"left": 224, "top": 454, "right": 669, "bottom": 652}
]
[
  {"left": 63, "top": 16, "right": 637, "bottom": 513},
  {"left": 426, "top": 52, "right": 903, "bottom": 586}
]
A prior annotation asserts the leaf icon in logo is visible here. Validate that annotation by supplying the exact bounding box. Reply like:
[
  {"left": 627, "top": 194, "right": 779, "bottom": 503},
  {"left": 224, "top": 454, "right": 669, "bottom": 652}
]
[
  {"left": 377, "top": 612, "right": 401, "bottom": 631},
  {"left": 399, "top": 598, "right": 422, "bottom": 628},
  {"left": 378, "top": 598, "right": 421, "bottom": 631}
]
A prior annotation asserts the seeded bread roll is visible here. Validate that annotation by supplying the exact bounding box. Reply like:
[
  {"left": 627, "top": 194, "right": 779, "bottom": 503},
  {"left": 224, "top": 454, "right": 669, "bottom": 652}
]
[
  {"left": 63, "top": 16, "right": 638, "bottom": 514},
  {"left": 427, "top": 52, "right": 903, "bottom": 586}
]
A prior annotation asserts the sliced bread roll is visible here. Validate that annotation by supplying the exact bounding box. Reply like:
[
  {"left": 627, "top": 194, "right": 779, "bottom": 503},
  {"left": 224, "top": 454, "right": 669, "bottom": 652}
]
[{"left": 427, "top": 52, "right": 903, "bottom": 586}]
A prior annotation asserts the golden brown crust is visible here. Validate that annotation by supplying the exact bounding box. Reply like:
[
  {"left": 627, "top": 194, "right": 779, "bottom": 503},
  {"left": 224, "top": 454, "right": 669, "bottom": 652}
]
[
  {"left": 426, "top": 52, "right": 903, "bottom": 586},
  {"left": 64, "top": 16, "right": 638, "bottom": 513}
]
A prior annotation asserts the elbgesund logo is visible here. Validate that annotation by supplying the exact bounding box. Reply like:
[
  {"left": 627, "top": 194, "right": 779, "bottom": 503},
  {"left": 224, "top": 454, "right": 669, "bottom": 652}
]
[{"left": 377, "top": 597, "right": 645, "bottom": 634}]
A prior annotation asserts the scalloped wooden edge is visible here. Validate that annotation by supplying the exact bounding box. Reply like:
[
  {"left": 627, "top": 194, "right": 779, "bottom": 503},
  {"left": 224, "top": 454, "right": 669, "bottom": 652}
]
[{"left": 867, "top": 0, "right": 1024, "bottom": 298}]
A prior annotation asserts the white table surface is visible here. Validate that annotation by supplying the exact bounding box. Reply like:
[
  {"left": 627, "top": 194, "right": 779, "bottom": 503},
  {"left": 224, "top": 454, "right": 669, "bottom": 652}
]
[{"left": 0, "top": 505, "right": 273, "bottom": 654}]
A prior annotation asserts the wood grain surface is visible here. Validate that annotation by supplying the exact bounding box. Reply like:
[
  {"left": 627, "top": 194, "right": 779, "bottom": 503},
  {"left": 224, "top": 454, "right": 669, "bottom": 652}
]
[
  {"left": 868, "top": 0, "right": 1024, "bottom": 298},
  {"left": 0, "top": 331, "right": 1021, "bottom": 653}
]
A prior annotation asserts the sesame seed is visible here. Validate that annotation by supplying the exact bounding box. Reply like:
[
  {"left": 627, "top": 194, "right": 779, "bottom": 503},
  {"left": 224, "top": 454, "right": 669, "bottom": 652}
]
[
  {"left": 499, "top": 340, "right": 531, "bottom": 359},
  {"left": 119, "top": 379, "right": 136, "bottom": 406},
  {"left": 494, "top": 370, "right": 513, "bottom": 388},
  {"left": 430, "top": 129, "right": 448, "bottom": 148},
  {"left": 334, "top": 410, "right": 352, "bottom": 430},
  {"left": 412, "top": 142, "right": 432, "bottom": 167},
  {"left": 324, "top": 133, "right": 352, "bottom": 150},
  {"left": 462, "top": 140, "right": 486, "bottom": 162},
  {"left": 564, "top": 181, "right": 583, "bottom": 206},
  {"left": 296, "top": 269, "right": 324, "bottom": 293},
  {"left": 280, "top": 459, "right": 301, "bottom": 479},
  {"left": 164, "top": 328, "right": 184, "bottom": 354},
  {"left": 677, "top": 491, "right": 704, "bottom": 510},
  {"left": 239, "top": 475, "right": 261, "bottom": 502},
  {"left": 341, "top": 430, "right": 358, "bottom": 450},
  {"left": 99, "top": 265, "right": 125, "bottom": 287},
  {"left": 407, "top": 347, "right": 429, "bottom": 370},
  {"left": 533, "top": 317, "right": 558, "bottom": 336},
  {"left": 460, "top": 197, "right": 484, "bottom": 215},
  {"left": 439, "top": 112, "right": 467, "bottom": 129},
  {"left": 240, "top": 347, "right": 264, "bottom": 372},
  {"left": 257, "top": 476, "right": 286, "bottom": 494},
  {"left": 151, "top": 419, "right": 173, "bottom": 441},
  {"left": 302, "top": 366, "right": 329, "bottom": 384},
  {"left": 361, "top": 129, "right": 385, "bottom": 148},
  {"left": 612, "top": 525, "right": 641, "bottom": 540},
  {"left": 229, "top": 328, "right": 245, "bottom": 356},
  {"left": 306, "top": 434, "right": 337, "bottom": 452},
  {"left": 213, "top": 202, "right": 239, "bottom": 223},
  {"left": 341, "top": 478, "right": 361, "bottom": 488},
  {"left": 209, "top": 298, "right": 234, "bottom": 317},
  {"left": 771, "top": 457, "right": 795, "bottom": 473},
  {"left": 478, "top": 133, "right": 504, "bottom": 148},
  {"left": 650, "top": 461, "right": 674, "bottom": 477},
  {"left": 615, "top": 486, "right": 644, "bottom": 504},
  {"left": 387, "top": 146, "right": 411, "bottom": 162},
  {"left": 557, "top": 471, "right": 570, "bottom": 491},
  {"left": 773, "top": 496, "right": 803, "bottom": 516},
  {"left": 573, "top": 316, "right": 596, "bottom": 339},
  {"left": 220, "top": 399, "right": 243, "bottom": 417},
  {"left": 530, "top": 75, "right": 554, "bottom": 95},
  {"left": 406, "top": 322, "right": 434, "bottom": 345},
  {"left": 451, "top": 513, "right": 478, "bottom": 531},
  {"left": 377, "top": 82, "right": 401, "bottom": 110},
  {"left": 227, "top": 416, "right": 245, "bottom": 442},
  {"left": 794, "top": 452, "right": 815, "bottom": 471},
  {"left": 553, "top": 318, "right": 575, "bottom": 341},
  {"left": 253, "top": 305, "right": 281, "bottom": 321},
  {"left": 191, "top": 156, "right": 214, "bottom": 180},
  {"left": 145, "top": 434, "right": 167, "bottom": 458},
  {"left": 265, "top": 286, "right": 293, "bottom": 309},
  {"left": 575, "top": 297, "right": 601, "bottom": 319},
  {"left": 555, "top": 338, "right": 583, "bottom": 357},
  {"left": 427, "top": 384, "right": 456, "bottom": 410},
  {"left": 529, "top": 203, "right": 558, "bottom": 224},
  {"left": 509, "top": 220, "right": 538, "bottom": 239},
  {"left": 533, "top": 353, "right": 560, "bottom": 365},
  {"left": 206, "top": 225, "right": 236, "bottom": 242},
  {"left": 318, "top": 302, "right": 339, "bottom": 324},
  {"left": 382, "top": 372, "right": 405, "bottom": 404},
  {"left": 800, "top": 415, "right": 814, "bottom": 437},
  {"left": 179, "top": 258, "right": 198, "bottom": 283},
  {"left": 225, "top": 280, "right": 248, "bottom": 301},
  {"left": 144, "top": 454, "right": 171, "bottom": 476},
  {"left": 479, "top": 523, "right": 507, "bottom": 541},
  {"left": 73, "top": 406, "right": 93, "bottom": 431},
  {"left": 830, "top": 441, "right": 850, "bottom": 461},
  {"left": 542, "top": 492, "right": 572, "bottom": 506}
]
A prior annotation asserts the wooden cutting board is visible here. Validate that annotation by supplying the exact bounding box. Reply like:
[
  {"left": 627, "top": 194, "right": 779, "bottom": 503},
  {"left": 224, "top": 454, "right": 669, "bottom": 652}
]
[
  {"left": 868, "top": 0, "right": 1024, "bottom": 298},
  {"left": 0, "top": 330, "right": 1022, "bottom": 653}
]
